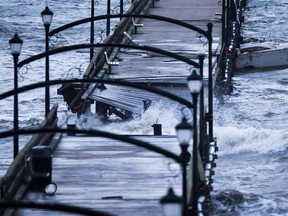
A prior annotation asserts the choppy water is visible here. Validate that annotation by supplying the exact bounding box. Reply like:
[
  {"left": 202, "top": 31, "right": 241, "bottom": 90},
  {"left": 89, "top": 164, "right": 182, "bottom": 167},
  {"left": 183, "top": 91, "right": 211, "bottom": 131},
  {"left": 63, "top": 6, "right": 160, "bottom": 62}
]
[{"left": 0, "top": 0, "right": 288, "bottom": 215}]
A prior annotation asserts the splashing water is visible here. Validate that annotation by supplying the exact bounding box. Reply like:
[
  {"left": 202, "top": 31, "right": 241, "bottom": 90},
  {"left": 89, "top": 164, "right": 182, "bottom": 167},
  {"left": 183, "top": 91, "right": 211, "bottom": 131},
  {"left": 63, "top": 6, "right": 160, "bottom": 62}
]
[{"left": 59, "top": 100, "right": 184, "bottom": 135}]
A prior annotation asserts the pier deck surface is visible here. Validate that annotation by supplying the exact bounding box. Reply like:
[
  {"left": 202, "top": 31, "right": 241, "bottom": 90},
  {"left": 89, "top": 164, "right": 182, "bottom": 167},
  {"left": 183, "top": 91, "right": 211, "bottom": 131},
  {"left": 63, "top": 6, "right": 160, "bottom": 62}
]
[
  {"left": 106, "top": 0, "right": 222, "bottom": 82},
  {"left": 15, "top": 135, "right": 181, "bottom": 216},
  {"left": 86, "top": 0, "right": 221, "bottom": 112},
  {"left": 15, "top": 0, "right": 221, "bottom": 215}
]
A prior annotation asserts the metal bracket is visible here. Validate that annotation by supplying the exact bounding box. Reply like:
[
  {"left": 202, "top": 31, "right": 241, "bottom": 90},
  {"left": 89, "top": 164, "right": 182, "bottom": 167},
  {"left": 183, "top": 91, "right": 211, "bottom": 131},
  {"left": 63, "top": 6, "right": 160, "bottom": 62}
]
[
  {"left": 123, "top": 31, "right": 140, "bottom": 46},
  {"left": 104, "top": 51, "right": 119, "bottom": 66}
]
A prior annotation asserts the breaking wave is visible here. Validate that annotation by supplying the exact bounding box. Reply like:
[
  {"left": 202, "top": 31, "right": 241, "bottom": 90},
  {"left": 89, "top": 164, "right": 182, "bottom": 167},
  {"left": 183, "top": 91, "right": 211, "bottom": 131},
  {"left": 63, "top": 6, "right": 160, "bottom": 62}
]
[{"left": 215, "top": 126, "right": 288, "bottom": 155}]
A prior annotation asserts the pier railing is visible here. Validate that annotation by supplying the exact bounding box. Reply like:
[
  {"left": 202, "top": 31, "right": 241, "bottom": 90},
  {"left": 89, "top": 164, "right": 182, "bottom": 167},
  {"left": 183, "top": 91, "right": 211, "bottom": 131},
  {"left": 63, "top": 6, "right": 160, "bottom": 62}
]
[
  {"left": 0, "top": 104, "right": 60, "bottom": 206},
  {"left": 218, "top": 0, "right": 246, "bottom": 92}
]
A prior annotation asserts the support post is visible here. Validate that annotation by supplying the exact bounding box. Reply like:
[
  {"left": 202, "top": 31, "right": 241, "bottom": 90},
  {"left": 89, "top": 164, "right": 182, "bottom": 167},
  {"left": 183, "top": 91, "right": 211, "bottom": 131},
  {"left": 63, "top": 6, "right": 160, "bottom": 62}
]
[
  {"left": 222, "top": 0, "right": 226, "bottom": 47},
  {"left": 44, "top": 24, "right": 50, "bottom": 117},
  {"left": 181, "top": 145, "right": 189, "bottom": 216},
  {"left": 198, "top": 54, "right": 205, "bottom": 160},
  {"left": 13, "top": 55, "right": 19, "bottom": 159},
  {"left": 90, "top": 0, "right": 95, "bottom": 60},
  {"left": 106, "top": 0, "right": 111, "bottom": 36},
  {"left": 192, "top": 93, "right": 199, "bottom": 214},
  {"left": 120, "top": 0, "right": 124, "bottom": 18}
]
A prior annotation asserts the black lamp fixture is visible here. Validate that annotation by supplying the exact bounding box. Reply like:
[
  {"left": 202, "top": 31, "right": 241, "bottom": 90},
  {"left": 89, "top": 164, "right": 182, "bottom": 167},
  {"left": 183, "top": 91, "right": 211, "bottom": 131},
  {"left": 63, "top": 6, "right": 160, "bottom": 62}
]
[
  {"left": 187, "top": 69, "right": 203, "bottom": 95},
  {"left": 9, "top": 33, "right": 23, "bottom": 159},
  {"left": 175, "top": 117, "right": 193, "bottom": 147},
  {"left": 160, "top": 188, "right": 182, "bottom": 216},
  {"left": 9, "top": 33, "right": 23, "bottom": 56},
  {"left": 41, "top": 6, "right": 53, "bottom": 26},
  {"left": 175, "top": 117, "right": 193, "bottom": 216}
]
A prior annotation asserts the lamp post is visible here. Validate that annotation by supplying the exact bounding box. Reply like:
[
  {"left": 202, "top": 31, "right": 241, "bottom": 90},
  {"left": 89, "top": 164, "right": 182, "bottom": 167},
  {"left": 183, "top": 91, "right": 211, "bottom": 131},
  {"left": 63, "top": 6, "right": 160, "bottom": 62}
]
[
  {"left": 90, "top": 0, "right": 95, "bottom": 61},
  {"left": 175, "top": 117, "right": 193, "bottom": 216},
  {"left": 9, "top": 33, "right": 23, "bottom": 159},
  {"left": 41, "top": 6, "right": 53, "bottom": 117},
  {"left": 160, "top": 187, "right": 182, "bottom": 216},
  {"left": 107, "top": 0, "right": 111, "bottom": 36},
  {"left": 187, "top": 69, "right": 203, "bottom": 214},
  {"left": 120, "top": 0, "right": 124, "bottom": 17}
]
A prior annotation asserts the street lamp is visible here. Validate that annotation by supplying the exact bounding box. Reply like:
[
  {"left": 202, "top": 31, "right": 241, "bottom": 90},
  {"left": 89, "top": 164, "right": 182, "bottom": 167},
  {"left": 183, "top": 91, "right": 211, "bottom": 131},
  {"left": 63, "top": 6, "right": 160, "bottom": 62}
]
[
  {"left": 176, "top": 117, "right": 193, "bottom": 146},
  {"left": 175, "top": 117, "right": 193, "bottom": 216},
  {"left": 41, "top": 6, "right": 53, "bottom": 116},
  {"left": 186, "top": 69, "right": 203, "bottom": 214},
  {"left": 9, "top": 33, "right": 23, "bottom": 159},
  {"left": 160, "top": 187, "right": 182, "bottom": 216}
]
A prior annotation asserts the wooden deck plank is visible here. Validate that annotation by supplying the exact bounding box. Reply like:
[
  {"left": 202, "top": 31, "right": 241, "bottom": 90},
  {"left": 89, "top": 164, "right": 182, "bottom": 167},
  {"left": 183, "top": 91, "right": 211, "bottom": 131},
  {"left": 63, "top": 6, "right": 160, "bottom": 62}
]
[{"left": 15, "top": 135, "right": 182, "bottom": 216}]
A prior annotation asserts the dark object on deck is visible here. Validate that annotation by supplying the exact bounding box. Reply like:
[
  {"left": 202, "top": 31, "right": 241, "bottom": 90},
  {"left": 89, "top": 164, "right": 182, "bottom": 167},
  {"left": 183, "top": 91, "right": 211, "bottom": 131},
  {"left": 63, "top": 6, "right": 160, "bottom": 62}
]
[
  {"left": 30, "top": 146, "right": 53, "bottom": 191},
  {"left": 152, "top": 124, "right": 162, "bottom": 136},
  {"left": 67, "top": 124, "right": 76, "bottom": 136}
]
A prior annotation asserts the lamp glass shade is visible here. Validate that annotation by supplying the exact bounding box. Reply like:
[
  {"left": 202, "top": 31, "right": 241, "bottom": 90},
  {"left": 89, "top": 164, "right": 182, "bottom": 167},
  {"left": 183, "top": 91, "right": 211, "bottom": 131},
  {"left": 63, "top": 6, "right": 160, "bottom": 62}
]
[
  {"left": 187, "top": 69, "right": 202, "bottom": 94},
  {"left": 161, "top": 203, "right": 182, "bottom": 216},
  {"left": 41, "top": 6, "right": 53, "bottom": 25},
  {"left": 9, "top": 33, "right": 23, "bottom": 55},
  {"left": 160, "top": 188, "right": 182, "bottom": 216},
  {"left": 175, "top": 118, "right": 193, "bottom": 146}
]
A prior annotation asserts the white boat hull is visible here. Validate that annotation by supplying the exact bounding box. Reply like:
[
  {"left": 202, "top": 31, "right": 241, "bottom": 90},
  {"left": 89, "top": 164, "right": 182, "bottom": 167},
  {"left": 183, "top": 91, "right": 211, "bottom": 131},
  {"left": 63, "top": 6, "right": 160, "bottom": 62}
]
[{"left": 236, "top": 45, "right": 288, "bottom": 70}]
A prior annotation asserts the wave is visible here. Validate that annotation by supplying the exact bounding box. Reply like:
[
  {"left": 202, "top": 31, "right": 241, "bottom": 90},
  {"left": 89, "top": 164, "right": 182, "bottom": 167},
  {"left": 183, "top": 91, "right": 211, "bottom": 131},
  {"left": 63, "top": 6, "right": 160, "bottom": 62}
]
[
  {"left": 215, "top": 126, "right": 288, "bottom": 155},
  {"left": 58, "top": 100, "right": 184, "bottom": 135},
  {"left": 209, "top": 189, "right": 286, "bottom": 216}
]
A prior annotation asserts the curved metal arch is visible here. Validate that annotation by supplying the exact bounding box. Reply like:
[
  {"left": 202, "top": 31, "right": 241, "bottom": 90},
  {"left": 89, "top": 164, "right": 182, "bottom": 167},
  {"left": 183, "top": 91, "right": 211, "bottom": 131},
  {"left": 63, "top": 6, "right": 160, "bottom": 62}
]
[
  {"left": 18, "top": 43, "right": 199, "bottom": 68},
  {"left": 0, "top": 200, "right": 114, "bottom": 216},
  {"left": 0, "top": 128, "right": 182, "bottom": 163},
  {"left": 0, "top": 79, "right": 192, "bottom": 108},
  {"left": 49, "top": 14, "right": 210, "bottom": 40}
]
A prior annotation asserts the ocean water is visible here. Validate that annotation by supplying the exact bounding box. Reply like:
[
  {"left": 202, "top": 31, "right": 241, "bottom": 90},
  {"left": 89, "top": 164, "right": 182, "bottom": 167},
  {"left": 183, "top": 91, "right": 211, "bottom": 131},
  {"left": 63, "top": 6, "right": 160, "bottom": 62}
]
[{"left": 0, "top": 0, "right": 288, "bottom": 215}]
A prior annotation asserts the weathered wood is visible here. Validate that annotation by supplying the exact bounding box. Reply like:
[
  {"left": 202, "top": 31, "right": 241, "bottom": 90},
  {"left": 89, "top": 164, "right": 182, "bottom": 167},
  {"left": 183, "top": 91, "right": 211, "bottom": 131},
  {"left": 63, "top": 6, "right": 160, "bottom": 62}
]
[
  {"left": 82, "top": 0, "right": 221, "bottom": 116},
  {"left": 15, "top": 135, "right": 182, "bottom": 216}
]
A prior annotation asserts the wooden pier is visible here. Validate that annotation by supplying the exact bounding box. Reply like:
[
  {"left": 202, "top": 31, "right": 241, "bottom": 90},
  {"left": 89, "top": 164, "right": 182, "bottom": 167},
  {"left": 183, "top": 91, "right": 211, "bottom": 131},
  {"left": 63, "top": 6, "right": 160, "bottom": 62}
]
[{"left": 0, "top": 0, "right": 239, "bottom": 215}]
